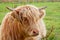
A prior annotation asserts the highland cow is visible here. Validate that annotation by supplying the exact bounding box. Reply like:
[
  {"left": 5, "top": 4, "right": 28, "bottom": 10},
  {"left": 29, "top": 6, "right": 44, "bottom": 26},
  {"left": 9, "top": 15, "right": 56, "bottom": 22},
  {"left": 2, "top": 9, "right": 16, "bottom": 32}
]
[{"left": 0, "top": 5, "right": 47, "bottom": 40}]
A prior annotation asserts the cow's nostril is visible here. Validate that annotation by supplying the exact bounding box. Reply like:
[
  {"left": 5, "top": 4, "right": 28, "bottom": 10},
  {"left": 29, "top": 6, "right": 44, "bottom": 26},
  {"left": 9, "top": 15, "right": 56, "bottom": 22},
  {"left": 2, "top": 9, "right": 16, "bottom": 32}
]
[
  {"left": 32, "top": 30, "right": 39, "bottom": 36},
  {"left": 33, "top": 31, "right": 36, "bottom": 34}
]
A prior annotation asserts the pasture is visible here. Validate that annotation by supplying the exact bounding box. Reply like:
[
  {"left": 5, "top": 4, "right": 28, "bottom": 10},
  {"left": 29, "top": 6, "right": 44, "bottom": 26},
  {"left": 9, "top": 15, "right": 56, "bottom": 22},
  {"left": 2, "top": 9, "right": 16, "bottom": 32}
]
[{"left": 0, "top": 2, "right": 60, "bottom": 40}]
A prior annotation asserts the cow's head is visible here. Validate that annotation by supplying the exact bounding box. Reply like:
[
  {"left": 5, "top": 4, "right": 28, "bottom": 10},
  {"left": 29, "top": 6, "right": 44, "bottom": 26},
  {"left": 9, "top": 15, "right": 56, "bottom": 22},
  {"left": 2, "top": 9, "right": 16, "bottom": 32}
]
[{"left": 6, "top": 5, "right": 47, "bottom": 39}]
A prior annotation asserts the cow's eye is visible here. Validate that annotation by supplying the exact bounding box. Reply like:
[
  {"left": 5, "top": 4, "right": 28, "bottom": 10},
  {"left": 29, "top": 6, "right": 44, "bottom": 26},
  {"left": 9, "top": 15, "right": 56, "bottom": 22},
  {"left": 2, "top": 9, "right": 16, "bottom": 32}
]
[{"left": 23, "top": 17, "right": 27, "bottom": 21}]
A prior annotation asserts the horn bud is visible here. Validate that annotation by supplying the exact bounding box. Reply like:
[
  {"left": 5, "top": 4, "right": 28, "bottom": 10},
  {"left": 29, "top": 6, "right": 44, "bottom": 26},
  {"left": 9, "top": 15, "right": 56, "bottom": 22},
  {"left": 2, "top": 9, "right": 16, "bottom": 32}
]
[{"left": 6, "top": 6, "right": 14, "bottom": 11}]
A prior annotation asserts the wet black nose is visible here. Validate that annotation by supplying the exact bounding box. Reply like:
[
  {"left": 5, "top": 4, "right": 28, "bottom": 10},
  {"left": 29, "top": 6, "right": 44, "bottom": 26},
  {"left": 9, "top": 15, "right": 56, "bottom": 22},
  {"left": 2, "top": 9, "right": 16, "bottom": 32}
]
[{"left": 32, "top": 29, "right": 39, "bottom": 36}]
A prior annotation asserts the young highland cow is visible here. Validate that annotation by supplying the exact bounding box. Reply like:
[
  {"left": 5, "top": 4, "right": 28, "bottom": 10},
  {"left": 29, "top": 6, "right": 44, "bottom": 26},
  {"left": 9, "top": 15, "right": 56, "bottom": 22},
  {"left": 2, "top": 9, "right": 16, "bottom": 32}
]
[{"left": 0, "top": 5, "right": 47, "bottom": 40}]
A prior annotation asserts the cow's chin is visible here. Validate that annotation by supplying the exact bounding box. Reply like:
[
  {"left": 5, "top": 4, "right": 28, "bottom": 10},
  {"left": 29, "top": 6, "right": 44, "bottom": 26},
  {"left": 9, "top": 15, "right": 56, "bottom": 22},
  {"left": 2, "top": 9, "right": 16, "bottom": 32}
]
[{"left": 24, "top": 36, "right": 41, "bottom": 40}]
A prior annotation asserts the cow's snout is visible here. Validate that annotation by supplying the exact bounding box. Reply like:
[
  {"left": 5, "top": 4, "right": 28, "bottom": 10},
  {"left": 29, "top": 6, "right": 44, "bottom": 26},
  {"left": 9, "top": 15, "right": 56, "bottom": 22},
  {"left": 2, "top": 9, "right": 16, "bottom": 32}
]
[{"left": 31, "top": 29, "right": 39, "bottom": 36}]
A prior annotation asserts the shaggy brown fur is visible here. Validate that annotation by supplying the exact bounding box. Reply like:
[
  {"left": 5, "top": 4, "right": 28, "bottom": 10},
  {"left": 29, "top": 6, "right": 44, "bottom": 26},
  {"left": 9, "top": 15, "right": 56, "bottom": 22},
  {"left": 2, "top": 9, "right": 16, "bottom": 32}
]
[{"left": 0, "top": 5, "right": 46, "bottom": 40}]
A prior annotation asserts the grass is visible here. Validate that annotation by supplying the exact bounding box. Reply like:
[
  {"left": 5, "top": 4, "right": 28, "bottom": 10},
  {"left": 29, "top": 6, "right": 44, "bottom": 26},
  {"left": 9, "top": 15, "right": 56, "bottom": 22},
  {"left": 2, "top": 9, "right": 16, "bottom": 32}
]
[{"left": 0, "top": 2, "right": 60, "bottom": 40}]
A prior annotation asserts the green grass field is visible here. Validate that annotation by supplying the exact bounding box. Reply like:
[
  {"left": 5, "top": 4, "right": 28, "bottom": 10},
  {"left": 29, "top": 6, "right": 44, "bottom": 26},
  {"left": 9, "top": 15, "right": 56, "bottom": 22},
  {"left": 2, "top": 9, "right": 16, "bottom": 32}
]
[{"left": 0, "top": 2, "right": 60, "bottom": 40}]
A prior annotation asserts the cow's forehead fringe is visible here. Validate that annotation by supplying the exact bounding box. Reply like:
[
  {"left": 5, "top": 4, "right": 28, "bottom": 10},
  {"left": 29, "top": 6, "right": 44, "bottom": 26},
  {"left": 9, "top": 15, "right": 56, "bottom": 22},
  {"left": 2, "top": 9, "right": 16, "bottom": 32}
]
[
  {"left": 15, "top": 5, "right": 38, "bottom": 10},
  {"left": 13, "top": 5, "right": 40, "bottom": 24}
]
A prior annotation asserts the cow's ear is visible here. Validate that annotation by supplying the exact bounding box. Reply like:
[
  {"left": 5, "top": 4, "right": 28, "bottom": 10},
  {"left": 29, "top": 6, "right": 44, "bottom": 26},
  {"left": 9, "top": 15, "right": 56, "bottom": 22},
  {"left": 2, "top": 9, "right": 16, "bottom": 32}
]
[{"left": 39, "top": 6, "right": 47, "bottom": 18}]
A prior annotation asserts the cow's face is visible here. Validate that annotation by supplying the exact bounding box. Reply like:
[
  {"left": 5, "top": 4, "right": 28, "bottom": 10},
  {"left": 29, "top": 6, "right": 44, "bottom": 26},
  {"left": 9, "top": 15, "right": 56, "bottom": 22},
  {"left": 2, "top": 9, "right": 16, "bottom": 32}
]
[{"left": 9, "top": 5, "right": 46, "bottom": 38}]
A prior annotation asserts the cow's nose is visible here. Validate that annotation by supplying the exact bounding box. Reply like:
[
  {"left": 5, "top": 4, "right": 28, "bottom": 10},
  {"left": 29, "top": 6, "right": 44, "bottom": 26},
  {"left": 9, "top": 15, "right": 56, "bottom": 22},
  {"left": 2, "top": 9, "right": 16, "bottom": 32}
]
[{"left": 32, "top": 29, "right": 39, "bottom": 36}]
